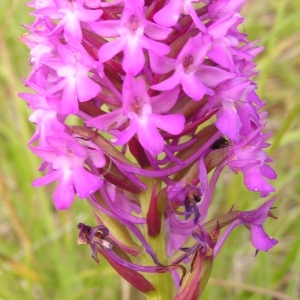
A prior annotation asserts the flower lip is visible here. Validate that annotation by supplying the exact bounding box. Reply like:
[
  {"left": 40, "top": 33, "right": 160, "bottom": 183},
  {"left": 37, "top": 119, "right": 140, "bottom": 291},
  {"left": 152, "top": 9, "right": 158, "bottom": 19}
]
[{"left": 238, "top": 197, "right": 278, "bottom": 252}]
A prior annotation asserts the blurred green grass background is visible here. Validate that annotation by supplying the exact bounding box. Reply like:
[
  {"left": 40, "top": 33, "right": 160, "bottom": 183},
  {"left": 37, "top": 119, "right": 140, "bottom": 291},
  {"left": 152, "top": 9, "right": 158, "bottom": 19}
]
[{"left": 0, "top": 0, "right": 299, "bottom": 299}]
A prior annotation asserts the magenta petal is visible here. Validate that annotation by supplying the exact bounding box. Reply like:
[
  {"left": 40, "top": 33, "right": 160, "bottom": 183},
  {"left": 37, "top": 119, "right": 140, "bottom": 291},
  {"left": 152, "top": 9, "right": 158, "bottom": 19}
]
[
  {"left": 177, "top": 34, "right": 210, "bottom": 66},
  {"left": 208, "top": 41, "right": 234, "bottom": 70},
  {"left": 181, "top": 74, "right": 210, "bottom": 101},
  {"left": 73, "top": 168, "right": 102, "bottom": 198},
  {"left": 148, "top": 51, "right": 175, "bottom": 74},
  {"left": 216, "top": 102, "right": 241, "bottom": 141},
  {"left": 186, "top": 5, "right": 207, "bottom": 32},
  {"left": 64, "top": 17, "right": 82, "bottom": 41},
  {"left": 61, "top": 83, "right": 78, "bottom": 114},
  {"left": 30, "top": 147, "right": 57, "bottom": 162},
  {"left": 86, "top": 109, "right": 126, "bottom": 131},
  {"left": 53, "top": 176, "right": 75, "bottom": 210},
  {"left": 208, "top": 0, "right": 247, "bottom": 18},
  {"left": 142, "top": 37, "right": 170, "bottom": 56},
  {"left": 34, "top": 7, "right": 62, "bottom": 19},
  {"left": 208, "top": 15, "right": 240, "bottom": 39},
  {"left": 244, "top": 166, "right": 275, "bottom": 197},
  {"left": 151, "top": 114, "right": 185, "bottom": 135},
  {"left": 151, "top": 87, "right": 180, "bottom": 113},
  {"left": 123, "top": 43, "right": 145, "bottom": 75},
  {"left": 260, "top": 164, "right": 277, "bottom": 180},
  {"left": 89, "top": 20, "right": 119, "bottom": 37},
  {"left": 137, "top": 123, "right": 164, "bottom": 156},
  {"left": 76, "top": 76, "right": 101, "bottom": 102},
  {"left": 78, "top": 8, "right": 102, "bottom": 22},
  {"left": 153, "top": 0, "right": 181, "bottom": 27},
  {"left": 251, "top": 225, "right": 278, "bottom": 251},
  {"left": 151, "top": 73, "right": 180, "bottom": 91},
  {"left": 247, "top": 197, "right": 276, "bottom": 225},
  {"left": 88, "top": 150, "right": 106, "bottom": 168},
  {"left": 46, "top": 77, "right": 66, "bottom": 95},
  {"left": 32, "top": 171, "right": 60, "bottom": 186},
  {"left": 98, "top": 38, "right": 126, "bottom": 62},
  {"left": 196, "top": 65, "right": 235, "bottom": 88},
  {"left": 145, "top": 22, "right": 172, "bottom": 40},
  {"left": 229, "top": 159, "right": 257, "bottom": 171},
  {"left": 113, "top": 120, "right": 137, "bottom": 146}
]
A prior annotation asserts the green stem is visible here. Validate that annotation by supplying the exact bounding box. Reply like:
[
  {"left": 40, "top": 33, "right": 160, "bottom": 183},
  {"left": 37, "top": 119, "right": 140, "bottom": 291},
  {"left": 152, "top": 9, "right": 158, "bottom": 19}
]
[
  {"left": 140, "top": 178, "right": 173, "bottom": 300},
  {"left": 268, "top": 103, "right": 300, "bottom": 155}
]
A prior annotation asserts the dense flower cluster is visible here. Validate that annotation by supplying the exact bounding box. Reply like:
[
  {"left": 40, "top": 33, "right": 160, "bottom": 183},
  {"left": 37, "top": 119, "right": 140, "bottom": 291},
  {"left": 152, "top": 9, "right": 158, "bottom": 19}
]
[{"left": 20, "top": 0, "right": 278, "bottom": 298}]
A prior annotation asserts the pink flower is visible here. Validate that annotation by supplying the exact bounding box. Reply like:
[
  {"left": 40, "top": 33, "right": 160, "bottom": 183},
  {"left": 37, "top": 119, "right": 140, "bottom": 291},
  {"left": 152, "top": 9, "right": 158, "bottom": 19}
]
[
  {"left": 34, "top": 0, "right": 102, "bottom": 44},
  {"left": 228, "top": 129, "right": 277, "bottom": 197},
  {"left": 153, "top": 0, "right": 207, "bottom": 31},
  {"left": 151, "top": 33, "right": 235, "bottom": 101},
  {"left": 31, "top": 132, "right": 105, "bottom": 209},
  {"left": 90, "top": 0, "right": 171, "bottom": 75},
  {"left": 44, "top": 44, "right": 102, "bottom": 114},
  {"left": 214, "top": 198, "right": 278, "bottom": 256},
  {"left": 86, "top": 75, "right": 185, "bottom": 156}
]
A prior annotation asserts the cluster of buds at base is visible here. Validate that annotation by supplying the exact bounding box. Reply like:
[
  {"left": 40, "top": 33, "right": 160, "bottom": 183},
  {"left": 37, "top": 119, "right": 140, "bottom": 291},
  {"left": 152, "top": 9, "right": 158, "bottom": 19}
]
[{"left": 20, "top": 0, "right": 278, "bottom": 298}]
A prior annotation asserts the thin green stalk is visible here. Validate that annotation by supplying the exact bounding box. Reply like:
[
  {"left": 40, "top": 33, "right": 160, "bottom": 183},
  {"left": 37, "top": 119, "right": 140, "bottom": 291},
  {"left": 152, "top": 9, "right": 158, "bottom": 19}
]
[{"left": 268, "top": 102, "right": 299, "bottom": 155}]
